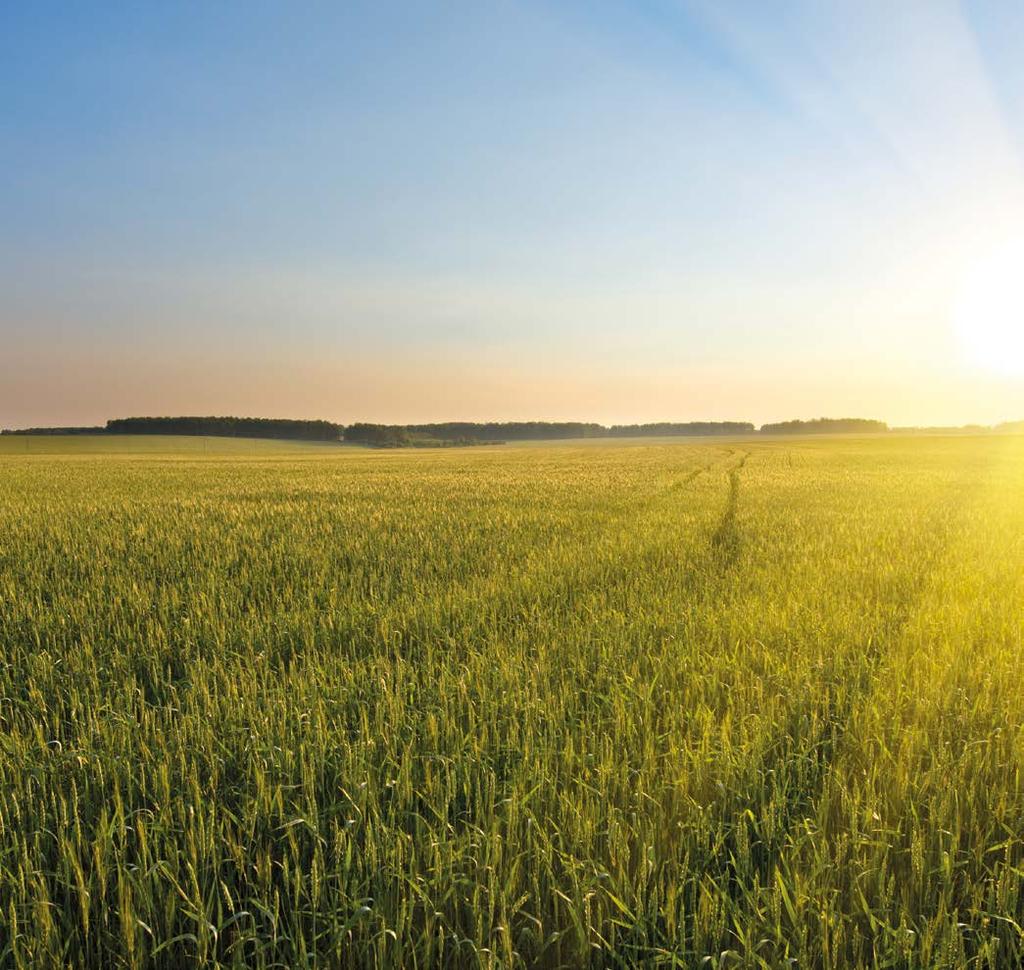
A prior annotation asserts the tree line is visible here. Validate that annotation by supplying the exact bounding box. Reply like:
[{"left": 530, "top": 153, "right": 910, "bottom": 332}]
[
  {"left": 3, "top": 415, "right": 917, "bottom": 443},
  {"left": 609, "top": 422, "right": 755, "bottom": 437},
  {"left": 1, "top": 426, "right": 105, "bottom": 436},
  {"left": 344, "top": 421, "right": 757, "bottom": 445},
  {"left": 105, "top": 416, "right": 344, "bottom": 440},
  {"left": 758, "top": 418, "right": 888, "bottom": 435},
  {"left": 345, "top": 422, "right": 602, "bottom": 444}
]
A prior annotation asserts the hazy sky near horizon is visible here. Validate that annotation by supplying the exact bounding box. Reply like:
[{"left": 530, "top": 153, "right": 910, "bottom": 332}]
[{"left": 5, "top": 1, "right": 1024, "bottom": 428}]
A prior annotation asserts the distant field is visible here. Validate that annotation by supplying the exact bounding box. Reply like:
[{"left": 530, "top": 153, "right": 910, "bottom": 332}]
[
  {"left": 2, "top": 435, "right": 1024, "bottom": 968},
  {"left": 0, "top": 434, "right": 347, "bottom": 456}
]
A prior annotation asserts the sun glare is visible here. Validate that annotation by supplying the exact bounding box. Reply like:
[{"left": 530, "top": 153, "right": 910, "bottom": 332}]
[{"left": 954, "top": 236, "right": 1024, "bottom": 377}]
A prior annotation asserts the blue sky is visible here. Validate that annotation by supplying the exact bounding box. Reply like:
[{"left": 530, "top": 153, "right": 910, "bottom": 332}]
[{"left": 4, "top": 1, "right": 1024, "bottom": 427}]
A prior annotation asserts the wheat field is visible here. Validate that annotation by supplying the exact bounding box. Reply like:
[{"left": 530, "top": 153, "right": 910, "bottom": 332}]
[{"left": 2, "top": 434, "right": 1024, "bottom": 968}]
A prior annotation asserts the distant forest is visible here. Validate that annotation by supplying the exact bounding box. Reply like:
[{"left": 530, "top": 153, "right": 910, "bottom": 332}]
[
  {"left": 8, "top": 415, "right": 1024, "bottom": 443},
  {"left": 1, "top": 426, "right": 105, "bottom": 436},
  {"left": 105, "top": 416, "right": 343, "bottom": 440},
  {"left": 758, "top": 418, "right": 888, "bottom": 435},
  {"left": 344, "top": 421, "right": 756, "bottom": 446}
]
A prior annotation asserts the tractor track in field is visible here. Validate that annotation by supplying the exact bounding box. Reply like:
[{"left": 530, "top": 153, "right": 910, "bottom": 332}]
[{"left": 708, "top": 451, "right": 748, "bottom": 569}]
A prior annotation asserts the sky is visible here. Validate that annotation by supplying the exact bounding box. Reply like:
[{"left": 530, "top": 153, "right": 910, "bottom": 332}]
[{"left": 4, "top": 0, "right": 1024, "bottom": 428}]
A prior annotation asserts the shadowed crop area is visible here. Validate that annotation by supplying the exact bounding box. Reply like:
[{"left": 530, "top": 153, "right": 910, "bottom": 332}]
[{"left": 3, "top": 435, "right": 1024, "bottom": 968}]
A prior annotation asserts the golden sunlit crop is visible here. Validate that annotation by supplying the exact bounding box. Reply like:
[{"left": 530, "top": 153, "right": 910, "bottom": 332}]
[{"left": 3, "top": 433, "right": 1024, "bottom": 968}]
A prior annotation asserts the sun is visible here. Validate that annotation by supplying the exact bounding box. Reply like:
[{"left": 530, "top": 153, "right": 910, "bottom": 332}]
[{"left": 953, "top": 236, "right": 1024, "bottom": 377}]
